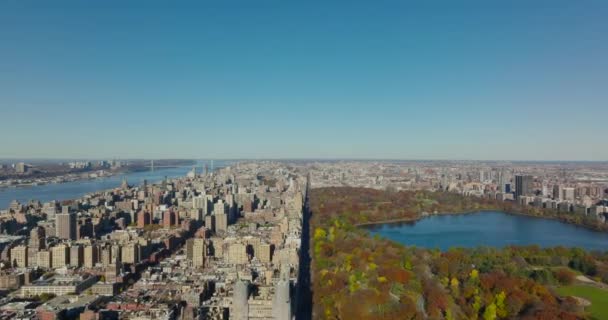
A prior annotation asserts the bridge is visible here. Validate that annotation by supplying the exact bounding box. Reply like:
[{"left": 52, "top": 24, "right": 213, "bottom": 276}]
[
  {"left": 143, "top": 160, "right": 215, "bottom": 172},
  {"left": 143, "top": 160, "right": 196, "bottom": 171}
]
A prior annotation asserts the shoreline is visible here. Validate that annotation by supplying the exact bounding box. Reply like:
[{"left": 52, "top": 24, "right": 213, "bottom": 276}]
[
  {"left": 0, "top": 168, "right": 139, "bottom": 190},
  {"left": 0, "top": 161, "right": 197, "bottom": 190},
  {"left": 356, "top": 209, "right": 608, "bottom": 234}
]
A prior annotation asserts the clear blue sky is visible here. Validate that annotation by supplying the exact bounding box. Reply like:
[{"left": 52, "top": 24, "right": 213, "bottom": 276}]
[{"left": 1, "top": 1, "right": 606, "bottom": 160}]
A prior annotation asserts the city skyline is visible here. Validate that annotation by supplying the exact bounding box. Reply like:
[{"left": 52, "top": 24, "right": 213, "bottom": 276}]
[
  {"left": 1, "top": 1, "right": 607, "bottom": 160},
  {"left": 2, "top": 1, "right": 608, "bottom": 318}
]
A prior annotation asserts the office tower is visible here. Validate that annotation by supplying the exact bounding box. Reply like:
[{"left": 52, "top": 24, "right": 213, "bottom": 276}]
[
  {"left": 192, "top": 238, "right": 206, "bottom": 268},
  {"left": 515, "top": 175, "right": 533, "bottom": 199},
  {"left": 51, "top": 244, "right": 69, "bottom": 269},
  {"left": 10, "top": 245, "right": 28, "bottom": 268},
  {"left": 56, "top": 212, "right": 77, "bottom": 240}
]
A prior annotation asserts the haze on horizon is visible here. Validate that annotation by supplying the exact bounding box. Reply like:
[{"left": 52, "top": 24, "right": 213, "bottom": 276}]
[{"left": 1, "top": 1, "right": 607, "bottom": 161}]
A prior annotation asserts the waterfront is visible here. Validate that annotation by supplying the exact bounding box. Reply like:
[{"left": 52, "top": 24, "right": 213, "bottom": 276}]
[
  {"left": 364, "top": 211, "right": 608, "bottom": 252},
  {"left": 0, "top": 160, "right": 230, "bottom": 208}
]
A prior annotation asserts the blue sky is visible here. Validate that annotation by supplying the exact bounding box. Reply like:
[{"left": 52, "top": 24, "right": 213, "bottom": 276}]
[{"left": 1, "top": 1, "right": 606, "bottom": 160}]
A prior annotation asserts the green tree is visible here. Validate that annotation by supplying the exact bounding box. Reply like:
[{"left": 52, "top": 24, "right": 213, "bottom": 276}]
[
  {"left": 483, "top": 303, "right": 497, "bottom": 320},
  {"left": 495, "top": 291, "right": 507, "bottom": 318}
]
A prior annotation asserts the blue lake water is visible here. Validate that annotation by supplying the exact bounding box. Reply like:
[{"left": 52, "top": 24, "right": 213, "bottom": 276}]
[
  {"left": 0, "top": 160, "right": 231, "bottom": 208},
  {"left": 364, "top": 211, "right": 608, "bottom": 252}
]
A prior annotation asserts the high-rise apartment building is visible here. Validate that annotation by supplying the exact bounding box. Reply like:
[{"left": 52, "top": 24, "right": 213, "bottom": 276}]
[
  {"left": 192, "top": 238, "right": 205, "bottom": 268},
  {"left": 29, "top": 226, "right": 46, "bottom": 250},
  {"left": 163, "top": 210, "right": 176, "bottom": 228},
  {"left": 51, "top": 244, "right": 69, "bottom": 269},
  {"left": 515, "top": 175, "right": 533, "bottom": 199},
  {"left": 137, "top": 211, "right": 151, "bottom": 228},
  {"left": 37, "top": 250, "right": 52, "bottom": 269},
  {"left": 70, "top": 245, "right": 84, "bottom": 267},
  {"left": 215, "top": 213, "right": 228, "bottom": 233},
  {"left": 84, "top": 245, "right": 98, "bottom": 268},
  {"left": 10, "top": 245, "right": 28, "bottom": 268},
  {"left": 56, "top": 212, "right": 77, "bottom": 240},
  {"left": 563, "top": 187, "right": 575, "bottom": 201},
  {"left": 227, "top": 243, "right": 248, "bottom": 265},
  {"left": 121, "top": 243, "right": 140, "bottom": 264}
]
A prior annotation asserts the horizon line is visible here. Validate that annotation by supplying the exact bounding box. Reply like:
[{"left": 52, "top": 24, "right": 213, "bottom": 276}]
[{"left": 0, "top": 157, "right": 607, "bottom": 163}]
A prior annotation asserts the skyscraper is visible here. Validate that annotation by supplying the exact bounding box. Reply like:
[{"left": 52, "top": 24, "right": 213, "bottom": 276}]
[
  {"left": 515, "top": 175, "right": 533, "bottom": 199},
  {"left": 56, "top": 212, "right": 77, "bottom": 240}
]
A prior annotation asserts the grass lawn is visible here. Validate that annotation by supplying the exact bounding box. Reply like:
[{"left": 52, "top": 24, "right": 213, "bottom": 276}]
[{"left": 556, "top": 285, "right": 608, "bottom": 320}]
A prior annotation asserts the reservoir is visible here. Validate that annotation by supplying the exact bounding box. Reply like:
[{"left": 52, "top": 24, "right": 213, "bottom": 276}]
[
  {"left": 364, "top": 211, "right": 608, "bottom": 252},
  {"left": 0, "top": 160, "right": 230, "bottom": 208}
]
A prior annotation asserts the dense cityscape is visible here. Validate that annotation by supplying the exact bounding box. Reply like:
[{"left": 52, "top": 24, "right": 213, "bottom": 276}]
[
  {"left": 2, "top": 1, "right": 607, "bottom": 319},
  {"left": 0, "top": 162, "right": 309, "bottom": 319},
  {"left": 310, "top": 161, "right": 608, "bottom": 222},
  {"left": 0, "top": 160, "right": 605, "bottom": 318}
]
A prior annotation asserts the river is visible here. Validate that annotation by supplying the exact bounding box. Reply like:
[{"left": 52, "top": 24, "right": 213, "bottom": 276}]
[
  {"left": 0, "top": 160, "right": 232, "bottom": 208},
  {"left": 364, "top": 211, "right": 608, "bottom": 252}
]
